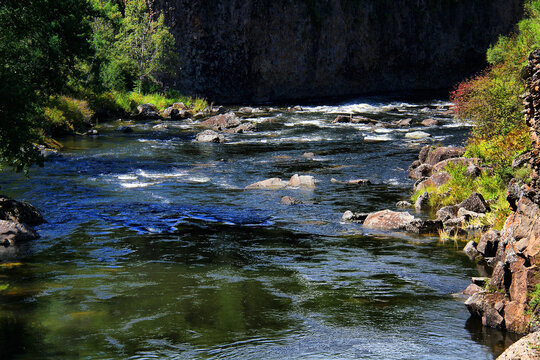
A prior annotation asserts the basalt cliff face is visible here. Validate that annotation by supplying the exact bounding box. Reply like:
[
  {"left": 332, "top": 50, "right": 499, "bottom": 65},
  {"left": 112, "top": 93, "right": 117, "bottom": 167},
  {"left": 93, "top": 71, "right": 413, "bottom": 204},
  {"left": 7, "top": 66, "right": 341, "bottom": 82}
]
[{"left": 149, "top": 0, "right": 523, "bottom": 103}]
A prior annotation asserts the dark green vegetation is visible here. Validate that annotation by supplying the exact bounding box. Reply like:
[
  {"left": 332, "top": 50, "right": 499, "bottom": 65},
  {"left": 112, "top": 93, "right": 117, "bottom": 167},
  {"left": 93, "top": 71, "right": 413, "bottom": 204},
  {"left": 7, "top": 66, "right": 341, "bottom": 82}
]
[
  {"left": 0, "top": 0, "right": 186, "bottom": 172},
  {"left": 0, "top": 0, "right": 92, "bottom": 171},
  {"left": 415, "top": 0, "right": 540, "bottom": 230}
]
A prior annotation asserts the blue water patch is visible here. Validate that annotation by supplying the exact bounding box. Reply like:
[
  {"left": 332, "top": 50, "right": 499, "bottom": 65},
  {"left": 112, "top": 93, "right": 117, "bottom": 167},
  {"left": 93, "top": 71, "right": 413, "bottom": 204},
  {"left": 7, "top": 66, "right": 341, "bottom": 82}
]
[{"left": 98, "top": 203, "right": 273, "bottom": 234}]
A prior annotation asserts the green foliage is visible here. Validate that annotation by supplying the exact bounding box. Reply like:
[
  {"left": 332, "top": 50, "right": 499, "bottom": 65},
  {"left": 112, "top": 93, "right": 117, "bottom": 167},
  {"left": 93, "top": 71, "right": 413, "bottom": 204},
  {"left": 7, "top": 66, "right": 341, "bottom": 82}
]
[
  {"left": 109, "top": 91, "right": 207, "bottom": 114},
  {"left": 44, "top": 96, "right": 95, "bottom": 136},
  {"left": 412, "top": 162, "right": 515, "bottom": 230},
  {"left": 84, "top": 0, "right": 177, "bottom": 94},
  {"left": 451, "top": 1, "right": 540, "bottom": 144},
  {"left": 0, "top": 0, "right": 92, "bottom": 171}
]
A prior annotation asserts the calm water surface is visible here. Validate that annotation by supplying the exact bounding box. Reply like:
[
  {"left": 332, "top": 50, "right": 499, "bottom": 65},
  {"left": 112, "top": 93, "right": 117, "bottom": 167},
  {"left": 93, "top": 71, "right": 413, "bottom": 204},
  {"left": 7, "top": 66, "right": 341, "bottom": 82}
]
[{"left": 0, "top": 98, "right": 520, "bottom": 359}]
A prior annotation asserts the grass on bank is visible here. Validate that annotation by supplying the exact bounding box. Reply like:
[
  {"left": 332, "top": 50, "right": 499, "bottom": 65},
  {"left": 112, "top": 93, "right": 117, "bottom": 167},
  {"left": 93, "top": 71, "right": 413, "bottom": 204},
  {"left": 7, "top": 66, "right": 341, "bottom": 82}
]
[{"left": 42, "top": 90, "right": 208, "bottom": 137}]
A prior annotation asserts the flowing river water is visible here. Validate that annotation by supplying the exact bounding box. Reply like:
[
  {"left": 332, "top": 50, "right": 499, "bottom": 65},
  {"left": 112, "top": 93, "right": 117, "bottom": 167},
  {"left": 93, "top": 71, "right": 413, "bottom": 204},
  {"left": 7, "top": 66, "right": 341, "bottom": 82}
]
[{"left": 0, "top": 97, "right": 522, "bottom": 359}]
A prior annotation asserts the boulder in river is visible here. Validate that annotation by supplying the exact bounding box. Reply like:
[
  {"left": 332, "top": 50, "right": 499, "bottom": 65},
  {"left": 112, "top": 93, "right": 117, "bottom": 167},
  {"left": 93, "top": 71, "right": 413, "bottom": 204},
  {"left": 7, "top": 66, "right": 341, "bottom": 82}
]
[
  {"left": 289, "top": 174, "right": 315, "bottom": 188},
  {"left": 196, "top": 130, "right": 225, "bottom": 143},
  {"left": 396, "top": 201, "right": 412, "bottom": 208},
  {"left": 0, "top": 220, "right": 39, "bottom": 245},
  {"left": 201, "top": 112, "right": 241, "bottom": 131},
  {"left": 393, "top": 118, "right": 413, "bottom": 127},
  {"left": 363, "top": 210, "right": 415, "bottom": 230},
  {"left": 405, "top": 131, "right": 430, "bottom": 139},
  {"left": 0, "top": 196, "right": 45, "bottom": 226},
  {"left": 421, "top": 118, "right": 439, "bottom": 126},
  {"left": 245, "top": 178, "right": 287, "bottom": 190}
]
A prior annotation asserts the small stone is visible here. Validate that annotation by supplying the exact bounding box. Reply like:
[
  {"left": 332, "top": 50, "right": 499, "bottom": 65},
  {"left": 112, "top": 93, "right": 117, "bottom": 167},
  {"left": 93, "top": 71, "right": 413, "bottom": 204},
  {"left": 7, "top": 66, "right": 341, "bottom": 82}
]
[{"left": 396, "top": 201, "right": 412, "bottom": 208}]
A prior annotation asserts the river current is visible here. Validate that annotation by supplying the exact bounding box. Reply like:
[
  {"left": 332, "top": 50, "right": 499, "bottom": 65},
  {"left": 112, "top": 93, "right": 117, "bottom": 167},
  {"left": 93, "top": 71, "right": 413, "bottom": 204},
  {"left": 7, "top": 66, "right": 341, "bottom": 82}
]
[{"left": 0, "top": 97, "right": 521, "bottom": 359}]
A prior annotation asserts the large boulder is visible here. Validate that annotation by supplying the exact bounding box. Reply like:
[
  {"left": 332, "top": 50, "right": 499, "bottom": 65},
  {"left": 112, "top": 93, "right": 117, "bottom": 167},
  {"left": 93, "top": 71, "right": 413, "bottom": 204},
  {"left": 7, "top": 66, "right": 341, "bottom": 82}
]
[
  {"left": 363, "top": 210, "right": 415, "bottom": 230},
  {"left": 245, "top": 178, "right": 287, "bottom": 190},
  {"left": 0, "top": 196, "right": 45, "bottom": 226},
  {"left": 201, "top": 112, "right": 241, "bottom": 131},
  {"left": 465, "top": 291, "right": 506, "bottom": 329},
  {"left": 458, "top": 192, "right": 490, "bottom": 213},
  {"left": 0, "top": 220, "right": 39, "bottom": 245},
  {"left": 409, "top": 164, "right": 433, "bottom": 180},
  {"left": 405, "top": 219, "right": 443, "bottom": 234},
  {"left": 415, "top": 171, "right": 451, "bottom": 191},
  {"left": 136, "top": 103, "right": 160, "bottom": 119},
  {"left": 432, "top": 157, "right": 480, "bottom": 173},
  {"left": 425, "top": 146, "right": 465, "bottom": 165},
  {"left": 496, "top": 331, "right": 540, "bottom": 360},
  {"left": 196, "top": 130, "right": 225, "bottom": 143},
  {"left": 477, "top": 229, "right": 500, "bottom": 257}
]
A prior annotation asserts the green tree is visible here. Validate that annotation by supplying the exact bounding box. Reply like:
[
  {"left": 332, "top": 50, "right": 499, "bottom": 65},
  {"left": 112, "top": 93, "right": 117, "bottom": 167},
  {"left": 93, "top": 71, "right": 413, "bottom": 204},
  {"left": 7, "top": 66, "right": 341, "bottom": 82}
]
[
  {"left": 116, "top": 0, "right": 176, "bottom": 93},
  {"left": 0, "top": 0, "right": 92, "bottom": 171}
]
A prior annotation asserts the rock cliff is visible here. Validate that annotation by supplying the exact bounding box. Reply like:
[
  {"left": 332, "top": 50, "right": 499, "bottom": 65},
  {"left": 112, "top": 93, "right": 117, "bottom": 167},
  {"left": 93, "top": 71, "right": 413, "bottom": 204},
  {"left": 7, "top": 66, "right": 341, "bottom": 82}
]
[{"left": 149, "top": 0, "right": 523, "bottom": 103}]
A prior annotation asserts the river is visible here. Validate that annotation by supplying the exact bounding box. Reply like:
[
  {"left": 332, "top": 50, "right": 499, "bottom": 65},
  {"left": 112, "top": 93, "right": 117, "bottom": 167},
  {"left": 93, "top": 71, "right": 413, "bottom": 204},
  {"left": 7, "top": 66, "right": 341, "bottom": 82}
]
[{"left": 0, "top": 97, "right": 521, "bottom": 359}]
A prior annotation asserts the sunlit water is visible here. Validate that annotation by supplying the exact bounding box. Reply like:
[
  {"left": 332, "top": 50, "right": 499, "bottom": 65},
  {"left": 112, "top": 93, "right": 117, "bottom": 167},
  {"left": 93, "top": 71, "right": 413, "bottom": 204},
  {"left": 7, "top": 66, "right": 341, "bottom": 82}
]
[{"left": 0, "top": 97, "right": 520, "bottom": 359}]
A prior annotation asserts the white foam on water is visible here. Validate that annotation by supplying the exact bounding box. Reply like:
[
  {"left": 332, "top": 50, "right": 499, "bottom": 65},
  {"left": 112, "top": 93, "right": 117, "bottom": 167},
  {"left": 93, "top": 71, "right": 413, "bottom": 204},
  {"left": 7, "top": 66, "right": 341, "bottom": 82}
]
[
  {"left": 120, "top": 182, "right": 154, "bottom": 188},
  {"left": 303, "top": 101, "right": 412, "bottom": 114},
  {"left": 117, "top": 174, "right": 138, "bottom": 181},
  {"left": 186, "top": 176, "right": 211, "bottom": 183},
  {"left": 364, "top": 135, "right": 393, "bottom": 142},
  {"left": 136, "top": 169, "right": 188, "bottom": 179}
]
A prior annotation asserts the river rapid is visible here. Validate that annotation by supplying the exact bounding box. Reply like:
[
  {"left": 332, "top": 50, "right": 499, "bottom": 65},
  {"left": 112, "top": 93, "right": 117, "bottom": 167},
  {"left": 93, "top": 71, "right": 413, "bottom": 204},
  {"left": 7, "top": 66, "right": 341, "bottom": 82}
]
[{"left": 0, "top": 97, "right": 521, "bottom": 359}]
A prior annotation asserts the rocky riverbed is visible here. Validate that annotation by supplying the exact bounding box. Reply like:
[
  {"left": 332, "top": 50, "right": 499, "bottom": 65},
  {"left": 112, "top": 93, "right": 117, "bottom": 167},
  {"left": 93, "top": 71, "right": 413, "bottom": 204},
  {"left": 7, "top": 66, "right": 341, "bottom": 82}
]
[{"left": 0, "top": 97, "right": 525, "bottom": 359}]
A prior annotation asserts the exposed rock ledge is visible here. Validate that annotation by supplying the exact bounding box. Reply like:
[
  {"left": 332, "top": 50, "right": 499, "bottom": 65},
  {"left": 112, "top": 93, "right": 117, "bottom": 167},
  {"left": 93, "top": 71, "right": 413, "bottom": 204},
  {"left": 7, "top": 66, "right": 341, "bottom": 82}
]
[{"left": 496, "top": 331, "right": 540, "bottom": 360}]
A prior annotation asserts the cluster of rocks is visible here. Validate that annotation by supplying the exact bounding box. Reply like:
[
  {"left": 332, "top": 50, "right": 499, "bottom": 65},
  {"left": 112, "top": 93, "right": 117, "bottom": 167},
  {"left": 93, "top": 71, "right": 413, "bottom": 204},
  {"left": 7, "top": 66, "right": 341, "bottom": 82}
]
[
  {"left": 462, "top": 185, "right": 540, "bottom": 334},
  {"left": 245, "top": 174, "right": 316, "bottom": 190},
  {"left": 0, "top": 195, "right": 45, "bottom": 246},
  {"left": 332, "top": 114, "right": 440, "bottom": 128}
]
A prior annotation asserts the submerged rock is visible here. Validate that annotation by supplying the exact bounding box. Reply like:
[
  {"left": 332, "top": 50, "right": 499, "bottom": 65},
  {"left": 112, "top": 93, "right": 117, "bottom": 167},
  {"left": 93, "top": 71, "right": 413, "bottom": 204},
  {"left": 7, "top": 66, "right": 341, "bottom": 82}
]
[
  {"left": 281, "top": 196, "right": 303, "bottom": 205},
  {"left": 116, "top": 125, "right": 134, "bottom": 133},
  {"left": 245, "top": 178, "right": 287, "bottom": 190}
]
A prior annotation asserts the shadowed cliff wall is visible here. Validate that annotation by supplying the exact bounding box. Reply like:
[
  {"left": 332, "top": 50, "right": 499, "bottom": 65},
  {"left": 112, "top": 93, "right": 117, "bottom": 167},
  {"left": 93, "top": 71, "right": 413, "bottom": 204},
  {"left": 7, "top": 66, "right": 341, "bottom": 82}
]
[{"left": 149, "top": 0, "right": 524, "bottom": 103}]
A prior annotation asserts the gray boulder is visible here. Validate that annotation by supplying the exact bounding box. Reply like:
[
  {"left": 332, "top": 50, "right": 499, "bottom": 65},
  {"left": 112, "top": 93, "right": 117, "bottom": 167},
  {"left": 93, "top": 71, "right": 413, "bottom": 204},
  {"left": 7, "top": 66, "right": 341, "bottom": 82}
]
[
  {"left": 0, "top": 196, "right": 45, "bottom": 226},
  {"left": 458, "top": 192, "right": 490, "bottom": 213},
  {"left": 196, "top": 130, "right": 225, "bottom": 143},
  {"left": 0, "top": 220, "right": 39, "bottom": 245}
]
